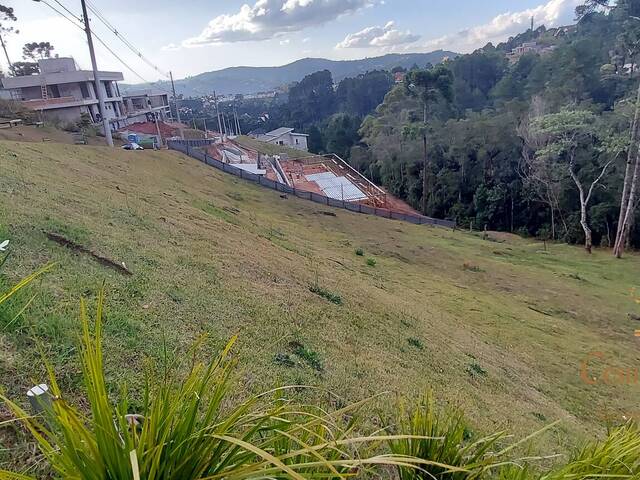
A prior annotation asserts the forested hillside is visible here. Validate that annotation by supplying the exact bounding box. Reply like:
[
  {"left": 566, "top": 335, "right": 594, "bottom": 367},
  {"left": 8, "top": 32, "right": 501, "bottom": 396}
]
[{"left": 353, "top": 0, "right": 640, "bottom": 251}]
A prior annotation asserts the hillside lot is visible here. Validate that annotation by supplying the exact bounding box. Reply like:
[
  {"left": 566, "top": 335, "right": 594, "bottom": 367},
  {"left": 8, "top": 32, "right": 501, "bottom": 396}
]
[{"left": 1, "top": 141, "right": 639, "bottom": 464}]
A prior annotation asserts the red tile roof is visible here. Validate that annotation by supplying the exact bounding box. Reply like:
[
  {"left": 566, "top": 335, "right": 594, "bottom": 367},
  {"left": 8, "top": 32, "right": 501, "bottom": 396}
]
[{"left": 120, "top": 121, "right": 177, "bottom": 137}]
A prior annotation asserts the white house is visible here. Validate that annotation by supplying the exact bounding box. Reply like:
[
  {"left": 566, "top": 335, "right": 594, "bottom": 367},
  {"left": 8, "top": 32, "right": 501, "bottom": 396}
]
[
  {"left": 1, "top": 57, "right": 126, "bottom": 130},
  {"left": 259, "top": 127, "right": 308, "bottom": 151}
]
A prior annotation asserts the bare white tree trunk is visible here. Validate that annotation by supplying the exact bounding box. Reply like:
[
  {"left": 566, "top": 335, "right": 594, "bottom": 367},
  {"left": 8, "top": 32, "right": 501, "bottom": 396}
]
[
  {"left": 569, "top": 155, "right": 614, "bottom": 254},
  {"left": 615, "top": 151, "right": 640, "bottom": 257},
  {"left": 614, "top": 81, "right": 640, "bottom": 257}
]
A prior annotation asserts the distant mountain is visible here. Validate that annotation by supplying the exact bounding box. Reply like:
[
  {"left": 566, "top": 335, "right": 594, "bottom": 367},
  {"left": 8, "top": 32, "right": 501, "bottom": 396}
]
[{"left": 124, "top": 51, "right": 457, "bottom": 97}]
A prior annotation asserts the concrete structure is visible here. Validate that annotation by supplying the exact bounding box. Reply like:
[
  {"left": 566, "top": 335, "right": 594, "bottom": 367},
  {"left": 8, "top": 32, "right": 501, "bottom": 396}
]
[
  {"left": 0, "top": 57, "right": 126, "bottom": 130},
  {"left": 258, "top": 127, "right": 308, "bottom": 151},
  {"left": 122, "top": 89, "right": 170, "bottom": 123},
  {"left": 506, "top": 41, "right": 556, "bottom": 63}
]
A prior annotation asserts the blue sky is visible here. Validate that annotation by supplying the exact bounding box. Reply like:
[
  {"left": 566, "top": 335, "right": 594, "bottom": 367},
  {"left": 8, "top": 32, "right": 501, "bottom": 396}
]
[{"left": 5, "top": 0, "right": 580, "bottom": 83}]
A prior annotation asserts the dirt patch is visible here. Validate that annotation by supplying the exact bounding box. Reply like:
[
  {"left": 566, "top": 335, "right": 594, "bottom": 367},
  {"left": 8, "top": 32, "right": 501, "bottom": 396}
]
[{"left": 46, "top": 231, "right": 132, "bottom": 275}]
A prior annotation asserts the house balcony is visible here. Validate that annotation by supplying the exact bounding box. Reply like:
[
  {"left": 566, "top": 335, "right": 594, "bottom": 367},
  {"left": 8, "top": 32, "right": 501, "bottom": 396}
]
[{"left": 22, "top": 96, "right": 122, "bottom": 111}]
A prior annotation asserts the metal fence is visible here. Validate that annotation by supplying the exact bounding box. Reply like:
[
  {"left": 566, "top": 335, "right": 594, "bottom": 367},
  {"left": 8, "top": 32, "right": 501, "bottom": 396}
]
[{"left": 167, "top": 139, "right": 456, "bottom": 229}]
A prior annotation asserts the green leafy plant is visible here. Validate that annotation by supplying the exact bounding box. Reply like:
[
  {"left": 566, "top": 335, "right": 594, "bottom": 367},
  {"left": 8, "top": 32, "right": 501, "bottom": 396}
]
[
  {"left": 309, "top": 285, "right": 342, "bottom": 305},
  {"left": 542, "top": 421, "right": 640, "bottom": 479},
  {"left": 1, "top": 291, "right": 435, "bottom": 479},
  {"left": 366, "top": 258, "right": 377, "bottom": 267},
  {"left": 290, "top": 340, "right": 323, "bottom": 372},
  {"left": 387, "top": 393, "right": 508, "bottom": 480},
  {"left": 355, "top": 248, "right": 364, "bottom": 256}
]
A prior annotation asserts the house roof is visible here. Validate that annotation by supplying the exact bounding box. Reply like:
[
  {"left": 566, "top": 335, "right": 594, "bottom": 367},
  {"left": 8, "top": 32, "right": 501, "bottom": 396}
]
[
  {"left": 120, "top": 121, "right": 177, "bottom": 137},
  {"left": 266, "top": 127, "right": 295, "bottom": 137}
]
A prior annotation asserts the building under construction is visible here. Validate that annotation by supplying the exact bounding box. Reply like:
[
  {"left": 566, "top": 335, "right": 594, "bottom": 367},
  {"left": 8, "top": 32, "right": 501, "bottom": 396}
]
[{"left": 203, "top": 139, "right": 417, "bottom": 214}]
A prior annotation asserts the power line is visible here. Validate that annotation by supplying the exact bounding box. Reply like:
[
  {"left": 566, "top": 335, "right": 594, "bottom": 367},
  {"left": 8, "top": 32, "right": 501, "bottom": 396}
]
[
  {"left": 35, "top": 0, "right": 173, "bottom": 94},
  {"left": 38, "top": 0, "right": 210, "bottom": 104},
  {"left": 85, "top": 0, "right": 169, "bottom": 78},
  {"left": 47, "top": 1, "right": 211, "bottom": 98},
  {"left": 50, "top": 0, "right": 82, "bottom": 22}
]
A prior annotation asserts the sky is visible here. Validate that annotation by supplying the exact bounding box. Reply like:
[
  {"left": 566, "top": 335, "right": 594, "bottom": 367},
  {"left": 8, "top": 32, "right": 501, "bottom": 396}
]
[{"left": 3, "top": 0, "right": 581, "bottom": 84}]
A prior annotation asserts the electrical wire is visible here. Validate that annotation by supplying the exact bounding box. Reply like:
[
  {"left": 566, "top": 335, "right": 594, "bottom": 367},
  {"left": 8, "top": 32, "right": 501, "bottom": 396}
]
[
  {"left": 50, "top": 0, "right": 82, "bottom": 22},
  {"left": 35, "top": 0, "right": 173, "bottom": 94},
  {"left": 85, "top": 0, "right": 169, "bottom": 78},
  {"left": 37, "top": 0, "right": 213, "bottom": 103}
]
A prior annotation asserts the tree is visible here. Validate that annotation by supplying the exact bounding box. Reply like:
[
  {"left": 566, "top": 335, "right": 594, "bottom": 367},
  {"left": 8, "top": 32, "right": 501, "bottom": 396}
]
[
  {"left": 287, "top": 70, "right": 335, "bottom": 128},
  {"left": 0, "top": 4, "right": 17, "bottom": 71},
  {"left": 519, "top": 99, "right": 568, "bottom": 240},
  {"left": 404, "top": 64, "right": 454, "bottom": 214},
  {"left": 532, "top": 110, "right": 618, "bottom": 253},
  {"left": 10, "top": 61, "right": 39, "bottom": 76},
  {"left": 22, "top": 41, "right": 54, "bottom": 61},
  {"left": 609, "top": 3, "right": 640, "bottom": 257}
]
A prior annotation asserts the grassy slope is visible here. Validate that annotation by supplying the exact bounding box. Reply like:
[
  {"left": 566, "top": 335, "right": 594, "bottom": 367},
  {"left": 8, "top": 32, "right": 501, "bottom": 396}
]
[{"left": 1, "top": 140, "right": 640, "bottom": 462}]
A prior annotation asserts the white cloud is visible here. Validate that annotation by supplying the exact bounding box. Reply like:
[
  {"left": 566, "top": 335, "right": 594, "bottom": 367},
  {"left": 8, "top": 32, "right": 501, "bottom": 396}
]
[
  {"left": 184, "top": 0, "right": 378, "bottom": 47},
  {"left": 336, "top": 20, "right": 419, "bottom": 49},
  {"left": 280, "top": 38, "right": 291, "bottom": 45},
  {"left": 422, "top": 0, "right": 580, "bottom": 53},
  {"left": 161, "top": 43, "right": 181, "bottom": 51}
]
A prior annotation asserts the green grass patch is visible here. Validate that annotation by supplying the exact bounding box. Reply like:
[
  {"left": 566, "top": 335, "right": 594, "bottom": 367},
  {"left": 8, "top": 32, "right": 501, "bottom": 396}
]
[
  {"left": 309, "top": 285, "right": 342, "bottom": 305},
  {"left": 192, "top": 200, "right": 239, "bottom": 225},
  {"left": 289, "top": 340, "right": 323, "bottom": 372},
  {"left": 467, "top": 362, "right": 487, "bottom": 378}
]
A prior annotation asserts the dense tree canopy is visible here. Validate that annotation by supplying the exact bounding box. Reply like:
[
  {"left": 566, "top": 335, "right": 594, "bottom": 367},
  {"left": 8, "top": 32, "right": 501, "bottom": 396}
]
[{"left": 355, "top": 1, "right": 640, "bottom": 248}]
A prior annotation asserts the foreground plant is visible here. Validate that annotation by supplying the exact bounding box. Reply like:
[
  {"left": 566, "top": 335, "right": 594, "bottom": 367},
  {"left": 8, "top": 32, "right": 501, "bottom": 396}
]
[
  {"left": 0, "top": 290, "right": 441, "bottom": 479},
  {"left": 541, "top": 421, "right": 640, "bottom": 479},
  {"left": 386, "top": 393, "right": 564, "bottom": 480}
]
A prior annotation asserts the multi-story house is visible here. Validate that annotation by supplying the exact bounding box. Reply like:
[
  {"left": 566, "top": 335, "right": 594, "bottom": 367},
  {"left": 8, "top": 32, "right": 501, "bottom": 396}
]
[
  {"left": 1, "top": 57, "right": 127, "bottom": 130},
  {"left": 122, "top": 89, "right": 171, "bottom": 124}
]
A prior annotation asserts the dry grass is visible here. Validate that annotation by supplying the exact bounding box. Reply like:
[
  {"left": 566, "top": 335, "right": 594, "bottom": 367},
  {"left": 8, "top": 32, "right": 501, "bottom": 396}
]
[{"left": 0, "top": 140, "right": 639, "bottom": 467}]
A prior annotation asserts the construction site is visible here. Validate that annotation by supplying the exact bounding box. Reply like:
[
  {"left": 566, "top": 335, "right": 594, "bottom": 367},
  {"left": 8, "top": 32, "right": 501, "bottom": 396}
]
[{"left": 203, "top": 137, "right": 418, "bottom": 215}]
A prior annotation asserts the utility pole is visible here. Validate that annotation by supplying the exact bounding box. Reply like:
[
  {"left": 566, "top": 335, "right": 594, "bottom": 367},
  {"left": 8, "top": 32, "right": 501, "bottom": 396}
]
[
  {"left": 0, "top": 34, "right": 12, "bottom": 74},
  {"left": 214, "top": 91, "right": 223, "bottom": 138},
  {"left": 234, "top": 105, "right": 242, "bottom": 136},
  {"left": 153, "top": 111, "right": 163, "bottom": 148},
  {"left": 80, "top": 0, "right": 113, "bottom": 147},
  {"left": 169, "top": 71, "right": 184, "bottom": 140}
]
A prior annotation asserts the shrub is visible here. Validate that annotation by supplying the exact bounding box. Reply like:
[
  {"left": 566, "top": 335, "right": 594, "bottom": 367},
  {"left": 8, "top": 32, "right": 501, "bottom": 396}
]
[
  {"left": 366, "top": 257, "right": 377, "bottom": 267},
  {"left": 355, "top": 248, "right": 364, "bottom": 256}
]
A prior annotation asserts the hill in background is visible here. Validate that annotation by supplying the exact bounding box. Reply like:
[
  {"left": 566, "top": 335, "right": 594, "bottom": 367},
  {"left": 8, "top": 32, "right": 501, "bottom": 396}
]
[
  {"left": 1, "top": 140, "right": 639, "bottom": 464},
  {"left": 124, "top": 52, "right": 456, "bottom": 96}
]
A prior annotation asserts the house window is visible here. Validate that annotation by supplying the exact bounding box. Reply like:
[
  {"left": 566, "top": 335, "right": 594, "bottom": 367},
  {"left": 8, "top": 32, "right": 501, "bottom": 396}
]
[
  {"left": 80, "top": 83, "right": 90, "bottom": 99},
  {"left": 295, "top": 138, "right": 299, "bottom": 145},
  {"left": 104, "top": 81, "right": 113, "bottom": 98},
  {"left": 49, "top": 85, "right": 61, "bottom": 98}
]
